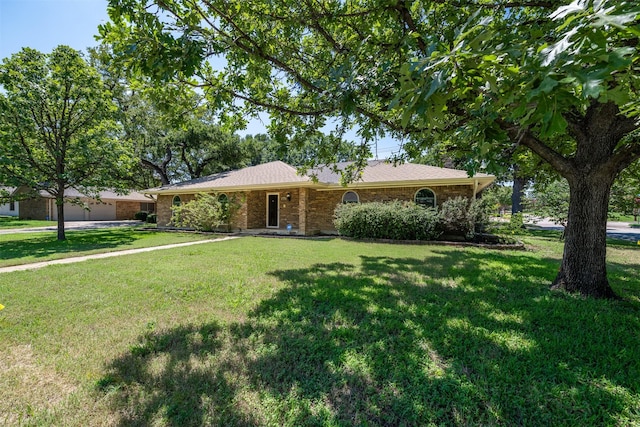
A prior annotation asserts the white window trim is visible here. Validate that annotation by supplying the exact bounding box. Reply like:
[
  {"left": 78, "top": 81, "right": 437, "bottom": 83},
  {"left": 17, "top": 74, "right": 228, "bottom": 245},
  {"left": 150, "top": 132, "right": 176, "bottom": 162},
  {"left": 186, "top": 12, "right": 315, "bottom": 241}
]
[
  {"left": 414, "top": 188, "right": 436, "bottom": 208},
  {"left": 342, "top": 191, "right": 360, "bottom": 204}
]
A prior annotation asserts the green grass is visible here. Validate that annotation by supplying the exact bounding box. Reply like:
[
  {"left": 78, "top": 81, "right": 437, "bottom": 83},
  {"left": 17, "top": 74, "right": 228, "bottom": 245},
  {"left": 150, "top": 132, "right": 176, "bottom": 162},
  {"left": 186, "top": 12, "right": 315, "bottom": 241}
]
[
  {"left": 0, "top": 228, "right": 213, "bottom": 268},
  {"left": 0, "top": 216, "right": 56, "bottom": 229},
  {"left": 0, "top": 236, "right": 639, "bottom": 426}
]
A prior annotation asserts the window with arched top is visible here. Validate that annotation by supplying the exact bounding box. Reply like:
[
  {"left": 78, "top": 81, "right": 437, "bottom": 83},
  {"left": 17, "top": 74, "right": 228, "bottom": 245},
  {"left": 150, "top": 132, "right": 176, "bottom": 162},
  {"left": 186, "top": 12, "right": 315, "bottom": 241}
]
[
  {"left": 217, "top": 193, "right": 228, "bottom": 204},
  {"left": 414, "top": 188, "right": 436, "bottom": 208},
  {"left": 172, "top": 196, "right": 182, "bottom": 207},
  {"left": 342, "top": 191, "right": 359, "bottom": 204}
]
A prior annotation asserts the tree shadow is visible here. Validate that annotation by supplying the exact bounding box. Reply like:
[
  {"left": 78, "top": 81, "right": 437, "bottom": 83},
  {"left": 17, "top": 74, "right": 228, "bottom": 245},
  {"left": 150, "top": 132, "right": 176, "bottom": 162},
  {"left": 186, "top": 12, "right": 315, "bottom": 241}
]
[
  {"left": 0, "top": 228, "right": 138, "bottom": 262},
  {"left": 99, "top": 249, "right": 640, "bottom": 425}
]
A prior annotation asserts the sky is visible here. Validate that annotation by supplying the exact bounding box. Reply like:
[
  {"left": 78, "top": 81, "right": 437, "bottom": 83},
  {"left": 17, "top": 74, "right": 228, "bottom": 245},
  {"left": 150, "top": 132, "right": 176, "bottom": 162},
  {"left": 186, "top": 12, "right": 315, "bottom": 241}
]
[{"left": 0, "top": 0, "right": 402, "bottom": 158}]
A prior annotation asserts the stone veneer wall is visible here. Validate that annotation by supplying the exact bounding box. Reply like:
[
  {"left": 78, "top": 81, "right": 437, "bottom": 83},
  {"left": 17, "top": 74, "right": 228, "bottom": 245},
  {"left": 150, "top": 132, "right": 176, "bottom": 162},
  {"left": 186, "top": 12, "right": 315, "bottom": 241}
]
[{"left": 305, "top": 185, "right": 475, "bottom": 234}]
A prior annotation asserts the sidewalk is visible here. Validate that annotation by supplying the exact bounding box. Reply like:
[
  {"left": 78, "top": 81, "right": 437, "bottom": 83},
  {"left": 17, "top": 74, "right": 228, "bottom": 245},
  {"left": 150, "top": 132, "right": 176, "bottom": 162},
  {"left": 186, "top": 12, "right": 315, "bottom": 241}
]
[{"left": 0, "top": 236, "right": 238, "bottom": 274}]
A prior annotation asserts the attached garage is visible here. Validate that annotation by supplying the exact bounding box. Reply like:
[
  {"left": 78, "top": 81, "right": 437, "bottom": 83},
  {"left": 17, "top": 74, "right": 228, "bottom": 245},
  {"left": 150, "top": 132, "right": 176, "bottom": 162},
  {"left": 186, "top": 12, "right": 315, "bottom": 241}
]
[
  {"left": 16, "top": 187, "right": 156, "bottom": 221},
  {"left": 53, "top": 203, "right": 87, "bottom": 221},
  {"left": 86, "top": 201, "right": 116, "bottom": 220}
]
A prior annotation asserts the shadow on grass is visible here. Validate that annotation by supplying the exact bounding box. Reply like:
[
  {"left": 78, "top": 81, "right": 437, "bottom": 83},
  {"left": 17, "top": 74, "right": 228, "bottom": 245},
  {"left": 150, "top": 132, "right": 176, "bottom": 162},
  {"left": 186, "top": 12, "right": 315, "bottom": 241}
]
[
  {"left": 99, "top": 250, "right": 640, "bottom": 425},
  {"left": 0, "top": 228, "right": 138, "bottom": 262}
]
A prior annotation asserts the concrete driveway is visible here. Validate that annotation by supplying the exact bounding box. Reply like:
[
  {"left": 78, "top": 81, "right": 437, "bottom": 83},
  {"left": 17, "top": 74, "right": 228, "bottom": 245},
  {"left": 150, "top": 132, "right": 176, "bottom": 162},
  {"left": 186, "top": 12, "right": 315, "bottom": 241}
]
[{"left": 0, "top": 220, "right": 143, "bottom": 234}]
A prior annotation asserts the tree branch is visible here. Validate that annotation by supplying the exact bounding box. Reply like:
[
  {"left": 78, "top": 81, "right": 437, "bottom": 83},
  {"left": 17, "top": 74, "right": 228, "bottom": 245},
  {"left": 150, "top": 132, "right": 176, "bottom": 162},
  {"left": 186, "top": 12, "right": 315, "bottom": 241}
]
[{"left": 496, "top": 118, "right": 575, "bottom": 177}]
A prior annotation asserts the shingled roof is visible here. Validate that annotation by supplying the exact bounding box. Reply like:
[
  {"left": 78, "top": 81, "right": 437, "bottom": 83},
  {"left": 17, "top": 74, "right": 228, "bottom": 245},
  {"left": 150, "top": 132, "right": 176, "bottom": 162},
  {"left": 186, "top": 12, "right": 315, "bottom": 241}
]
[
  {"left": 144, "top": 161, "right": 310, "bottom": 194},
  {"left": 144, "top": 160, "right": 495, "bottom": 194},
  {"left": 310, "top": 160, "right": 492, "bottom": 185}
]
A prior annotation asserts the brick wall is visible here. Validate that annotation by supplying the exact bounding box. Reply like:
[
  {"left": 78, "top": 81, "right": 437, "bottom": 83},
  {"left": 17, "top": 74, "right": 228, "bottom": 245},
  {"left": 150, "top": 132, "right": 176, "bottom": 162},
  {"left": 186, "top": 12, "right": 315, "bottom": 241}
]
[
  {"left": 18, "top": 197, "right": 48, "bottom": 220},
  {"left": 245, "top": 189, "right": 300, "bottom": 230},
  {"left": 305, "top": 185, "right": 475, "bottom": 234},
  {"left": 156, "top": 194, "right": 196, "bottom": 227},
  {"left": 116, "top": 201, "right": 148, "bottom": 220},
  {"left": 156, "top": 184, "right": 475, "bottom": 234}
]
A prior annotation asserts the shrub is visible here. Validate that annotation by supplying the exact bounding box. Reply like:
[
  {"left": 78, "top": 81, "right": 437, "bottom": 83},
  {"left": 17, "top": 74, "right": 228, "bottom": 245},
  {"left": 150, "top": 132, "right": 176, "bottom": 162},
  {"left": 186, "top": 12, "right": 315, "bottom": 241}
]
[
  {"left": 438, "top": 196, "right": 492, "bottom": 238},
  {"left": 134, "top": 211, "right": 148, "bottom": 221},
  {"left": 334, "top": 201, "right": 441, "bottom": 240},
  {"left": 146, "top": 213, "right": 157, "bottom": 224},
  {"left": 170, "top": 192, "right": 240, "bottom": 231}
]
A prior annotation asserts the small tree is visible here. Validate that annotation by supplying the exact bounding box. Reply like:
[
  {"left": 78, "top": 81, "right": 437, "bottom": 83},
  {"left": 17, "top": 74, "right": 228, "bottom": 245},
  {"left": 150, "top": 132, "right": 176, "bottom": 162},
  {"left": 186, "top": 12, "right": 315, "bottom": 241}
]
[
  {"left": 0, "top": 46, "right": 134, "bottom": 240},
  {"left": 170, "top": 192, "right": 240, "bottom": 231}
]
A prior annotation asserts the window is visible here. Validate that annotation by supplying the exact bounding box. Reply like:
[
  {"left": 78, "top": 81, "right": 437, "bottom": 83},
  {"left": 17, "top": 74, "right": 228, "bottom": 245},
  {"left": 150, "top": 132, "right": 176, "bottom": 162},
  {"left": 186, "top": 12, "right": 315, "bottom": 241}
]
[
  {"left": 140, "top": 202, "right": 155, "bottom": 213},
  {"left": 172, "top": 196, "right": 182, "bottom": 207},
  {"left": 9, "top": 200, "right": 15, "bottom": 211},
  {"left": 342, "top": 191, "right": 359, "bottom": 204},
  {"left": 217, "top": 193, "right": 228, "bottom": 205},
  {"left": 415, "top": 188, "right": 436, "bottom": 208}
]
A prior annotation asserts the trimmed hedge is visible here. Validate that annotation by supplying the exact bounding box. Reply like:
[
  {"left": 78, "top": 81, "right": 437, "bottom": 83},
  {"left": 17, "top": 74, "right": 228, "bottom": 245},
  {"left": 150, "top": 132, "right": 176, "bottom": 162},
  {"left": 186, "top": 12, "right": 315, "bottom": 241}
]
[
  {"left": 134, "top": 211, "right": 148, "bottom": 221},
  {"left": 334, "top": 201, "right": 441, "bottom": 240},
  {"left": 334, "top": 198, "right": 492, "bottom": 241}
]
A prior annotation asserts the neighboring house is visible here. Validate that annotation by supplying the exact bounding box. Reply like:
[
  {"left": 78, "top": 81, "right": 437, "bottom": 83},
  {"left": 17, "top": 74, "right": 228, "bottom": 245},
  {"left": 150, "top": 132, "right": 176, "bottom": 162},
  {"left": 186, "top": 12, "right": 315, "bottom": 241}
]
[
  {"left": 144, "top": 160, "right": 495, "bottom": 235},
  {"left": 13, "top": 187, "right": 156, "bottom": 221},
  {"left": 0, "top": 187, "right": 19, "bottom": 217}
]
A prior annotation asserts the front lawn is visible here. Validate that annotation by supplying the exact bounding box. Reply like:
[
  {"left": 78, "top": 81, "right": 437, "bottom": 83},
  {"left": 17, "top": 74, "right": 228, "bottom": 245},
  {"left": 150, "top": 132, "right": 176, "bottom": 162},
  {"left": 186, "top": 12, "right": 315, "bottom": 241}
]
[
  {"left": 0, "top": 236, "right": 638, "bottom": 425},
  {"left": 0, "top": 227, "right": 213, "bottom": 268},
  {"left": 0, "top": 216, "right": 56, "bottom": 229}
]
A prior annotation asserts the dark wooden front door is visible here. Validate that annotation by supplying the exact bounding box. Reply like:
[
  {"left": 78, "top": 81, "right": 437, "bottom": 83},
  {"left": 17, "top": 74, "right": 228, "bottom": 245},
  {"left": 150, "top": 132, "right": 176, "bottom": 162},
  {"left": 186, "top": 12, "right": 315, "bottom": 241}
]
[{"left": 267, "top": 194, "right": 279, "bottom": 227}]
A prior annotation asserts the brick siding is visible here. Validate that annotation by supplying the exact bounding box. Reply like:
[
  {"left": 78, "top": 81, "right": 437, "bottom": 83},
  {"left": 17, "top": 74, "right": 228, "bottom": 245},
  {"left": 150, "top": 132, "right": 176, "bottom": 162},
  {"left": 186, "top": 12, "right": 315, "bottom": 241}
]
[{"left": 157, "top": 184, "right": 475, "bottom": 235}]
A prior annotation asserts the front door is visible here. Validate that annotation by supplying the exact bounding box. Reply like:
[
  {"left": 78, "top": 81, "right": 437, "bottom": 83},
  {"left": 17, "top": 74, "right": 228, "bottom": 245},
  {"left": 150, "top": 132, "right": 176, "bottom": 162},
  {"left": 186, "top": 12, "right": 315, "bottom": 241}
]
[{"left": 267, "top": 193, "right": 279, "bottom": 228}]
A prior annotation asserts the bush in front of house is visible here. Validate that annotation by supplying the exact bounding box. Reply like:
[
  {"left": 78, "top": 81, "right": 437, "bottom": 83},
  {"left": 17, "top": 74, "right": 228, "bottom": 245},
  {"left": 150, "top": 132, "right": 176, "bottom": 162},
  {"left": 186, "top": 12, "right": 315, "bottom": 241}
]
[
  {"left": 334, "top": 200, "right": 441, "bottom": 240},
  {"left": 146, "top": 213, "right": 157, "bottom": 224},
  {"left": 134, "top": 211, "right": 148, "bottom": 221},
  {"left": 169, "top": 192, "right": 240, "bottom": 232},
  {"left": 334, "top": 197, "right": 493, "bottom": 241},
  {"left": 438, "top": 196, "right": 493, "bottom": 239}
]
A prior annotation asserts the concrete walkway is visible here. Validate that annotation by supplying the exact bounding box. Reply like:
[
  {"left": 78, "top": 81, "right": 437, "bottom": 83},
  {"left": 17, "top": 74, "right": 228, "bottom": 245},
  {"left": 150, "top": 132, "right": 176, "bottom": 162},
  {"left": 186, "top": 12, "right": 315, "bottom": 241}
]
[{"left": 0, "top": 236, "right": 239, "bottom": 274}]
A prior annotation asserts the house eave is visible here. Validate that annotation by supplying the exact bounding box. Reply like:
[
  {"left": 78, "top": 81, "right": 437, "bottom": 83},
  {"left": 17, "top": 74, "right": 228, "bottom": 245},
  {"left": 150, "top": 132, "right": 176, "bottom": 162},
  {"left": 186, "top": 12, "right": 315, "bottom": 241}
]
[
  {"left": 143, "top": 181, "right": 315, "bottom": 196},
  {"left": 313, "top": 177, "right": 496, "bottom": 191},
  {"left": 144, "top": 176, "right": 496, "bottom": 195}
]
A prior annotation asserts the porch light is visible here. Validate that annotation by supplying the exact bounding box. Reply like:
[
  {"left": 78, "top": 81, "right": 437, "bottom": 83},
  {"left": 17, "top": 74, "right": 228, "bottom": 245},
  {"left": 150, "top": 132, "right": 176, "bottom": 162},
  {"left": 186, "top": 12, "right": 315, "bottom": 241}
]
[{"left": 286, "top": 192, "right": 291, "bottom": 201}]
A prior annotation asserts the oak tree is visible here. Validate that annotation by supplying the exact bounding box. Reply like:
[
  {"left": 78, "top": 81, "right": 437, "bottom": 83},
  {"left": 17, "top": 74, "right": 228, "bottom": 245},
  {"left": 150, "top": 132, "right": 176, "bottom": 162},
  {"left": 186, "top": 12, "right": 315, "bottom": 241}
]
[{"left": 100, "top": 0, "right": 640, "bottom": 298}]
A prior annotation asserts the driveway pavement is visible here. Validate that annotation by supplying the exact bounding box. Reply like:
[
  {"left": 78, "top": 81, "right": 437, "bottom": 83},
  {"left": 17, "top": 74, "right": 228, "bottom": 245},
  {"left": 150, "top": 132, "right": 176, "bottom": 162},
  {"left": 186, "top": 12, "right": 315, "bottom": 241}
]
[
  {"left": 527, "top": 218, "right": 640, "bottom": 242},
  {"left": 0, "top": 220, "right": 142, "bottom": 234}
]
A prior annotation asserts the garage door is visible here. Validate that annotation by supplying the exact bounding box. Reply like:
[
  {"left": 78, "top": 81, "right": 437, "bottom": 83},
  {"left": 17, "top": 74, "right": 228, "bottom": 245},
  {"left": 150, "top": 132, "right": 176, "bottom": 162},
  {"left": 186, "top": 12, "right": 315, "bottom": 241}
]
[
  {"left": 87, "top": 201, "right": 116, "bottom": 220},
  {"left": 53, "top": 203, "right": 87, "bottom": 221}
]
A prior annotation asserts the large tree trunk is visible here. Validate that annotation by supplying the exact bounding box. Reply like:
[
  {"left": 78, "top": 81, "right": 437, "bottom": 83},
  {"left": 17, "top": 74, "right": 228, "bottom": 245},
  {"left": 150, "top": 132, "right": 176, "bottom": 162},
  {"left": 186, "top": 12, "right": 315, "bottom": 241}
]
[
  {"left": 511, "top": 174, "right": 526, "bottom": 214},
  {"left": 550, "top": 170, "right": 616, "bottom": 298}
]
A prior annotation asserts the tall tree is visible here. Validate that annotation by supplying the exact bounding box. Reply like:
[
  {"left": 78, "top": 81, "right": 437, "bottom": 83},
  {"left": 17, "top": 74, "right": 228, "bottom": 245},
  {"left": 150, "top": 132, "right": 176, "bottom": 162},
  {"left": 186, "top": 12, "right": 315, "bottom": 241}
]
[
  {"left": 171, "top": 119, "right": 247, "bottom": 179},
  {"left": 0, "top": 46, "right": 134, "bottom": 240},
  {"left": 241, "top": 132, "right": 359, "bottom": 168},
  {"left": 91, "top": 46, "right": 251, "bottom": 185},
  {"left": 100, "top": 1, "right": 640, "bottom": 298}
]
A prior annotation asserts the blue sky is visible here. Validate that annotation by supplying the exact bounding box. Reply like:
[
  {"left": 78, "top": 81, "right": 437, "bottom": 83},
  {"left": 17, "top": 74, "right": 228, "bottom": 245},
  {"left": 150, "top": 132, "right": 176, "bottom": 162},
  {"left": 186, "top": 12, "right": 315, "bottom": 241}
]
[
  {"left": 0, "top": 0, "right": 401, "bottom": 157},
  {"left": 0, "top": 0, "right": 108, "bottom": 59}
]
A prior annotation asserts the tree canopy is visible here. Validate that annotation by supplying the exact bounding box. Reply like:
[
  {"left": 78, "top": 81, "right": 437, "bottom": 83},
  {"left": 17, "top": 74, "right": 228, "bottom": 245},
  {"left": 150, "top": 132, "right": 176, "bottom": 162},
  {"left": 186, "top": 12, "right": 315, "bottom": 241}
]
[
  {"left": 0, "top": 46, "right": 135, "bottom": 240},
  {"left": 100, "top": 0, "right": 640, "bottom": 298}
]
